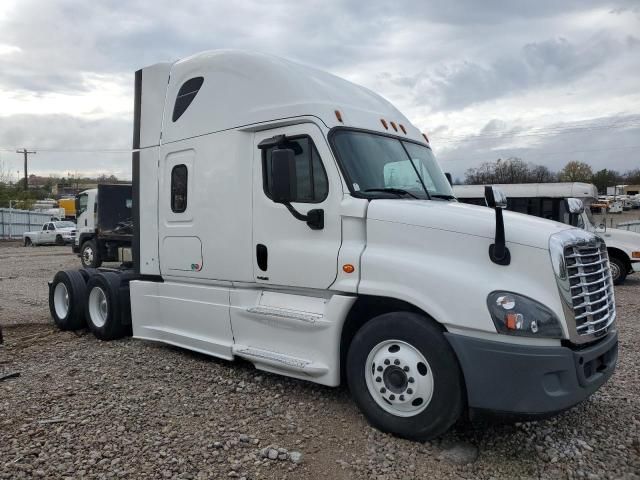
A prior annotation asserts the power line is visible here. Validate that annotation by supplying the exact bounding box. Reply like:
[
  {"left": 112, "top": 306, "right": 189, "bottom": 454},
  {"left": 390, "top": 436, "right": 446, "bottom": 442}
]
[{"left": 432, "top": 120, "right": 640, "bottom": 144}]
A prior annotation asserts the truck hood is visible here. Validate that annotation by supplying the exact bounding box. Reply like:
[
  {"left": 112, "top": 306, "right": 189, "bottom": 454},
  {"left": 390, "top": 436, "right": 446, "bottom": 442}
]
[
  {"left": 367, "top": 199, "right": 572, "bottom": 250},
  {"left": 599, "top": 227, "right": 640, "bottom": 249}
]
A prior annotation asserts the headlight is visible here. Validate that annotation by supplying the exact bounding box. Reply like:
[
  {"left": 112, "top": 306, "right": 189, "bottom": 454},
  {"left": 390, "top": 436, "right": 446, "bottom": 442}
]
[{"left": 487, "top": 291, "right": 563, "bottom": 338}]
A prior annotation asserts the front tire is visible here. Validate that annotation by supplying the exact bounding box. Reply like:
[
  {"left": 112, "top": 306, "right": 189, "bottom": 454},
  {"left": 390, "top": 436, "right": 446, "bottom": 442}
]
[
  {"left": 55, "top": 235, "right": 64, "bottom": 246},
  {"left": 85, "top": 272, "right": 128, "bottom": 341},
  {"left": 346, "top": 312, "right": 464, "bottom": 441},
  {"left": 49, "top": 270, "right": 87, "bottom": 330},
  {"left": 609, "top": 256, "right": 627, "bottom": 285},
  {"left": 81, "top": 240, "right": 102, "bottom": 268},
  {"left": 24, "top": 237, "right": 32, "bottom": 247}
]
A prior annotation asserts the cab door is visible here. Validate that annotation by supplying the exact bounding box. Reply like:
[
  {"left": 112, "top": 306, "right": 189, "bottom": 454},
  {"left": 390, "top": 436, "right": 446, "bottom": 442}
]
[{"left": 252, "top": 124, "right": 342, "bottom": 289}]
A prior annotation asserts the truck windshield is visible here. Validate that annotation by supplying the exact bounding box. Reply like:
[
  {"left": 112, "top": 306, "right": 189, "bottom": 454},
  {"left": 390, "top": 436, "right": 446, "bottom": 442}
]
[
  {"left": 54, "top": 221, "right": 75, "bottom": 228},
  {"left": 331, "top": 130, "right": 454, "bottom": 200}
]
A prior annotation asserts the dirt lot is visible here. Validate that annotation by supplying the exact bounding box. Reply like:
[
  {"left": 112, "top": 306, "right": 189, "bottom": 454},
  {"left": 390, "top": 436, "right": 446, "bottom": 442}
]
[{"left": 1, "top": 241, "right": 639, "bottom": 479}]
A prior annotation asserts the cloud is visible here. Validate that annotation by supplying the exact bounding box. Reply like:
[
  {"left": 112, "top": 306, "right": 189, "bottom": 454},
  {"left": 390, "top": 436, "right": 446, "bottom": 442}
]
[{"left": 0, "top": 0, "right": 638, "bottom": 178}]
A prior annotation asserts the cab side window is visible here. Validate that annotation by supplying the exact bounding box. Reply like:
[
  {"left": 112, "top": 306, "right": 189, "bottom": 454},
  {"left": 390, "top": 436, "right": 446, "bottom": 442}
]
[
  {"left": 171, "top": 164, "right": 188, "bottom": 213},
  {"left": 262, "top": 137, "right": 328, "bottom": 203},
  {"left": 42, "top": 224, "right": 48, "bottom": 231}
]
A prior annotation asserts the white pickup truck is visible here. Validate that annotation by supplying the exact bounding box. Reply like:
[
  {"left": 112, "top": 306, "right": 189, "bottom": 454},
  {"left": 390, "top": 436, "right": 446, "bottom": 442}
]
[{"left": 23, "top": 221, "right": 76, "bottom": 246}]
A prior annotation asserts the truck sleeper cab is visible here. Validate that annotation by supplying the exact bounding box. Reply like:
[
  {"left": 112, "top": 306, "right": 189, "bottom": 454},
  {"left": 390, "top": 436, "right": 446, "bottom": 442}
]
[{"left": 49, "top": 51, "right": 617, "bottom": 440}]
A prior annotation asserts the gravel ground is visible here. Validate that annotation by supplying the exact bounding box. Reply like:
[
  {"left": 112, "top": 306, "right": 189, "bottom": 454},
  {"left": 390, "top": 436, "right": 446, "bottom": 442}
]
[{"left": 1, "top": 241, "right": 639, "bottom": 479}]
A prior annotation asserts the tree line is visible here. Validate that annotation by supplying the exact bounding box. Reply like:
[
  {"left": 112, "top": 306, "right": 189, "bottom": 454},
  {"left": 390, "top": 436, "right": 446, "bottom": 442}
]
[{"left": 464, "top": 158, "right": 640, "bottom": 193}]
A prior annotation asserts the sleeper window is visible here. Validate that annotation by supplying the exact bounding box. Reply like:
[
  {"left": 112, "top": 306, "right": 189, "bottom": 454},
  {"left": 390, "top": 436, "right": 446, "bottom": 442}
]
[
  {"left": 172, "top": 77, "right": 204, "bottom": 122},
  {"left": 262, "top": 137, "right": 328, "bottom": 203},
  {"left": 171, "top": 164, "right": 188, "bottom": 213}
]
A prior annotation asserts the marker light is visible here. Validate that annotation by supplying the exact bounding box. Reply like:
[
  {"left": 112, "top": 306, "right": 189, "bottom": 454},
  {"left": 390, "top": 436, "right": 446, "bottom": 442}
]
[
  {"left": 632, "top": 251, "right": 640, "bottom": 259},
  {"left": 390, "top": 121, "right": 398, "bottom": 132},
  {"left": 342, "top": 264, "right": 355, "bottom": 274},
  {"left": 381, "top": 119, "right": 389, "bottom": 130},
  {"left": 399, "top": 124, "right": 407, "bottom": 134},
  {"left": 335, "top": 110, "right": 343, "bottom": 123}
]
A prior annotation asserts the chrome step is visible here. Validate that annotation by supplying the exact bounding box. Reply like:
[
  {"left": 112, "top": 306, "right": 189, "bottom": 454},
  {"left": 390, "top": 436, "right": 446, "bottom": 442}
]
[{"left": 232, "top": 345, "right": 328, "bottom": 377}]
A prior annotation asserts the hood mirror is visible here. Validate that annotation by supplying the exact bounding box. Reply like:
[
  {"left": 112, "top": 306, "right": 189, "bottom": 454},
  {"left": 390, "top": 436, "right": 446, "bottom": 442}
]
[
  {"left": 484, "top": 186, "right": 510, "bottom": 266},
  {"left": 565, "top": 197, "right": 584, "bottom": 214}
]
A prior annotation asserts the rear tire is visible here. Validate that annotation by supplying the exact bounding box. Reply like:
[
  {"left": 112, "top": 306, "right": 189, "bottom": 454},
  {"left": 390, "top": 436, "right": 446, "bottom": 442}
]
[
  {"left": 609, "top": 256, "right": 627, "bottom": 285},
  {"left": 346, "top": 312, "right": 464, "bottom": 441},
  {"left": 49, "top": 270, "right": 87, "bottom": 330},
  {"left": 85, "top": 272, "right": 128, "bottom": 340},
  {"left": 81, "top": 239, "right": 102, "bottom": 268}
]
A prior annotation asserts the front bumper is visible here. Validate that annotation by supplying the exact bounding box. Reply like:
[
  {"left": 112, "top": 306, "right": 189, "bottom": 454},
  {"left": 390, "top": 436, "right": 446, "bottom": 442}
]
[{"left": 445, "top": 330, "right": 618, "bottom": 416}]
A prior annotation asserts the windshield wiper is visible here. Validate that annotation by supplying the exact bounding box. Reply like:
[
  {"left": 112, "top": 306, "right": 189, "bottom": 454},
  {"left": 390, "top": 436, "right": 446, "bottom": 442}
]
[
  {"left": 430, "top": 194, "right": 456, "bottom": 200},
  {"left": 362, "top": 188, "right": 419, "bottom": 199}
]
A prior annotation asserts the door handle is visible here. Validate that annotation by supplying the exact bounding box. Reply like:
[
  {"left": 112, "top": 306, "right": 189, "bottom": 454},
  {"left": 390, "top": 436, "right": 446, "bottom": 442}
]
[{"left": 256, "top": 244, "right": 268, "bottom": 271}]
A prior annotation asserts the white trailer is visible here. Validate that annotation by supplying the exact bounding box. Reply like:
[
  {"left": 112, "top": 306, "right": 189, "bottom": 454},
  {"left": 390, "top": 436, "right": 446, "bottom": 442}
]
[
  {"left": 48, "top": 51, "right": 618, "bottom": 440},
  {"left": 453, "top": 182, "right": 640, "bottom": 284}
]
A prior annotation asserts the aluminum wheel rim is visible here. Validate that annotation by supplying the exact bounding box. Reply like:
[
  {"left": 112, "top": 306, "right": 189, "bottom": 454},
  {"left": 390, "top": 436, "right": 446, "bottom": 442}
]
[
  {"left": 83, "top": 246, "right": 94, "bottom": 264},
  {"left": 53, "top": 282, "right": 70, "bottom": 319},
  {"left": 365, "top": 339, "right": 434, "bottom": 417},
  {"left": 610, "top": 261, "right": 620, "bottom": 281},
  {"left": 88, "top": 286, "right": 108, "bottom": 328}
]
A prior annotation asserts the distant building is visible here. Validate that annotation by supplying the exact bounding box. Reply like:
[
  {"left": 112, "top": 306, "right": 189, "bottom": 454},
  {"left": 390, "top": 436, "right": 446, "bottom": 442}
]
[
  {"left": 624, "top": 185, "right": 640, "bottom": 195},
  {"left": 606, "top": 185, "right": 626, "bottom": 196}
]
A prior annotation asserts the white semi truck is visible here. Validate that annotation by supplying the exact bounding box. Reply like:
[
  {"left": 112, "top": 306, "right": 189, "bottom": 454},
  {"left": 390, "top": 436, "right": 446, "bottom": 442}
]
[
  {"left": 453, "top": 182, "right": 640, "bottom": 285},
  {"left": 48, "top": 51, "right": 618, "bottom": 440}
]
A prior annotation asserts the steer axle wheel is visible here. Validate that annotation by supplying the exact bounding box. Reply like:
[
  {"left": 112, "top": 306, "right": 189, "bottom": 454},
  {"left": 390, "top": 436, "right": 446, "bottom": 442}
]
[
  {"left": 49, "top": 270, "right": 87, "bottom": 330},
  {"left": 609, "top": 256, "right": 627, "bottom": 285},
  {"left": 81, "top": 240, "right": 102, "bottom": 268},
  {"left": 347, "top": 312, "right": 464, "bottom": 441}
]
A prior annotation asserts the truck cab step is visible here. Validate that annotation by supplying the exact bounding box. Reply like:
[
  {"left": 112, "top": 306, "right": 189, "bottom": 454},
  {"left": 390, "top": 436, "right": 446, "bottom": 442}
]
[{"left": 232, "top": 345, "right": 328, "bottom": 377}]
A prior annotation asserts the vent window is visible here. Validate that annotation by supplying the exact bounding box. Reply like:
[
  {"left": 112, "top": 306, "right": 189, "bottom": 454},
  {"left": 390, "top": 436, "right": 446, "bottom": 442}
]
[{"left": 172, "top": 77, "right": 204, "bottom": 122}]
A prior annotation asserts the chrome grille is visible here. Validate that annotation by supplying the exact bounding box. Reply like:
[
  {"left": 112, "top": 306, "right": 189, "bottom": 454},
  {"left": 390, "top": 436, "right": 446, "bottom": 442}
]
[{"left": 563, "top": 242, "right": 615, "bottom": 337}]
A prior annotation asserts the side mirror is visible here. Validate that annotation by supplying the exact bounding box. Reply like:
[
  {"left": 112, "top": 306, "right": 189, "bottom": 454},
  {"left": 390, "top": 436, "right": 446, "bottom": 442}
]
[
  {"left": 565, "top": 198, "right": 584, "bottom": 214},
  {"left": 270, "top": 148, "right": 297, "bottom": 204},
  {"left": 484, "top": 186, "right": 507, "bottom": 209},
  {"left": 445, "top": 172, "right": 453, "bottom": 186},
  {"left": 484, "top": 186, "right": 510, "bottom": 266},
  {"left": 596, "top": 223, "right": 607, "bottom": 233}
]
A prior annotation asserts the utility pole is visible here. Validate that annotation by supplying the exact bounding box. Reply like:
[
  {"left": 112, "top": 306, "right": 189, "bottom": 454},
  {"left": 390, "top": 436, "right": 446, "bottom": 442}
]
[{"left": 16, "top": 148, "right": 36, "bottom": 191}]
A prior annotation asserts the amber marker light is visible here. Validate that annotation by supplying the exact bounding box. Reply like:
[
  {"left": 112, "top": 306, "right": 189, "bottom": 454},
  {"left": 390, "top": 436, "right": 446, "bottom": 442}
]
[
  {"left": 399, "top": 124, "right": 407, "bottom": 134},
  {"left": 632, "top": 251, "right": 640, "bottom": 259},
  {"left": 343, "top": 264, "right": 355, "bottom": 274},
  {"left": 335, "top": 110, "right": 343, "bottom": 123},
  {"left": 390, "top": 121, "right": 398, "bottom": 132},
  {"left": 380, "top": 119, "right": 389, "bottom": 129}
]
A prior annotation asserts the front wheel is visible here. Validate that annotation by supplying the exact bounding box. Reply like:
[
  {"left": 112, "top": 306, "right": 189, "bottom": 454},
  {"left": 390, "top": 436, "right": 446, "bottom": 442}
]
[
  {"left": 24, "top": 237, "right": 32, "bottom": 247},
  {"left": 81, "top": 240, "right": 102, "bottom": 268},
  {"left": 346, "top": 312, "right": 464, "bottom": 441},
  {"left": 55, "top": 235, "right": 64, "bottom": 246},
  {"left": 609, "top": 256, "right": 627, "bottom": 285}
]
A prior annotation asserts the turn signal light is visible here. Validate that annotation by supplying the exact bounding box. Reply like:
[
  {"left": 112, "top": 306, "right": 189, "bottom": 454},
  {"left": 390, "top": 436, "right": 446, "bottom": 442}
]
[
  {"left": 505, "top": 313, "right": 523, "bottom": 330},
  {"left": 343, "top": 264, "right": 355, "bottom": 274},
  {"left": 632, "top": 251, "right": 640, "bottom": 259}
]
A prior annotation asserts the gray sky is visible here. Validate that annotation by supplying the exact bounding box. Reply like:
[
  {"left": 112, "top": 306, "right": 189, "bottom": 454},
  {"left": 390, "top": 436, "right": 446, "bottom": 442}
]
[{"left": 0, "top": 0, "right": 639, "bottom": 181}]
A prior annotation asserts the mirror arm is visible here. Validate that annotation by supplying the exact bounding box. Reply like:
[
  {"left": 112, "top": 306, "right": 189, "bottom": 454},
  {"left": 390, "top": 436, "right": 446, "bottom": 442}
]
[
  {"left": 489, "top": 207, "right": 510, "bottom": 265},
  {"left": 282, "top": 202, "right": 324, "bottom": 230}
]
